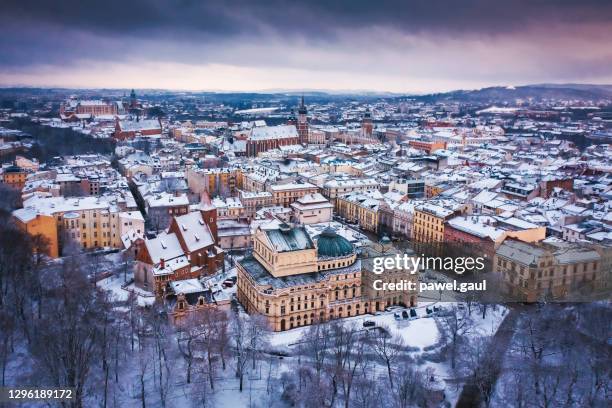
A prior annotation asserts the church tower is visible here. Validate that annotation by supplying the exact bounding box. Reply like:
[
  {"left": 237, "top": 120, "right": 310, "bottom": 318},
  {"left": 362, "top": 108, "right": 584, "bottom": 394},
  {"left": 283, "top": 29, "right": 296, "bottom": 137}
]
[
  {"left": 297, "top": 95, "right": 309, "bottom": 144},
  {"left": 361, "top": 107, "right": 373, "bottom": 139},
  {"left": 199, "top": 191, "right": 218, "bottom": 243},
  {"left": 129, "top": 89, "right": 137, "bottom": 108}
]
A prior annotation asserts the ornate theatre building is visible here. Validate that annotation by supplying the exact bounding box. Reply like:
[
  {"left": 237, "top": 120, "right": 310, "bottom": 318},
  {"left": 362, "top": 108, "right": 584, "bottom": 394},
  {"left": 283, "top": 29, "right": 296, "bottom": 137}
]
[{"left": 237, "top": 223, "right": 417, "bottom": 331}]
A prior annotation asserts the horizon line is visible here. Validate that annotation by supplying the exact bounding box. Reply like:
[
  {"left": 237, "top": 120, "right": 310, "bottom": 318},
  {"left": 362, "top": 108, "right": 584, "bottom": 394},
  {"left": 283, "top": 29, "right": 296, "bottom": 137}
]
[{"left": 1, "top": 82, "right": 611, "bottom": 97}]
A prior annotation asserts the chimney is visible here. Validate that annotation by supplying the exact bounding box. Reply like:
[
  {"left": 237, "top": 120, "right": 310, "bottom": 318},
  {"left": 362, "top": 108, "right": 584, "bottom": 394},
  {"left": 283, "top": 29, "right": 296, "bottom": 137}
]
[{"left": 160, "top": 258, "right": 165, "bottom": 269}]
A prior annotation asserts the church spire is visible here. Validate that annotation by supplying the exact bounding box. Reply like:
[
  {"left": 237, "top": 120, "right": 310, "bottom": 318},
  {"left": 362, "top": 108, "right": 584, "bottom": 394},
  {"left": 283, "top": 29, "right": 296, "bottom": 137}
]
[
  {"left": 298, "top": 94, "right": 307, "bottom": 115},
  {"left": 297, "top": 95, "right": 308, "bottom": 144}
]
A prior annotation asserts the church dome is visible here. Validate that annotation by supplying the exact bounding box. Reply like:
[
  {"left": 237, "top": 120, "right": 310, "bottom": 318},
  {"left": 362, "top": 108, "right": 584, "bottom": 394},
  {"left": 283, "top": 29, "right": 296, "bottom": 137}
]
[{"left": 317, "top": 227, "right": 354, "bottom": 258}]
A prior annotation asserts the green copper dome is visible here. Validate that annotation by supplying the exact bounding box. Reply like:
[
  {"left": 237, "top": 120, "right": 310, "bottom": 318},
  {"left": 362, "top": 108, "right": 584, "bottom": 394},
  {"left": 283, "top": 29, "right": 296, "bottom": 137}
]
[{"left": 317, "top": 227, "right": 354, "bottom": 258}]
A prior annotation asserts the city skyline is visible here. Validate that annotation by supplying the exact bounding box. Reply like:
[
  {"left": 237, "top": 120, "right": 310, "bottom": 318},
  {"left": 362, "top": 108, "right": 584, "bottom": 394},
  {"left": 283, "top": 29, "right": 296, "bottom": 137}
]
[
  {"left": 0, "top": 2, "right": 610, "bottom": 407},
  {"left": 1, "top": 0, "right": 611, "bottom": 93}
]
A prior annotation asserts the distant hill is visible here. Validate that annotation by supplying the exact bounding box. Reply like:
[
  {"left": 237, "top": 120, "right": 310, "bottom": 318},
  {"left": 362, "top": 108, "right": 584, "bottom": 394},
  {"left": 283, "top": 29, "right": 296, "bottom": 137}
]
[
  {"left": 2, "top": 83, "right": 611, "bottom": 105},
  {"left": 414, "top": 84, "right": 612, "bottom": 103}
]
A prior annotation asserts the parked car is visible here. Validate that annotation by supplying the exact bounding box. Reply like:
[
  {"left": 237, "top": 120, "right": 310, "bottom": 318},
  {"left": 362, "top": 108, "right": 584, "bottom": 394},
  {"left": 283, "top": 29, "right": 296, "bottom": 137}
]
[
  {"left": 426, "top": 307, "right": 433, "bottom": 315},
  {"left": 363, "top": 320, "right": 376, "bottom": 328},
  {"left": 402, "top": 310, "right": 409, "bottom": 319},
  {"left": 394, "top": 312, "right": 401, "bottom": 320},
  {"left": 409, "top": 308, "right": 417, "bottom": 319},
  {"left": 222, "top": 280, "right": 234, "bottom": 288}
]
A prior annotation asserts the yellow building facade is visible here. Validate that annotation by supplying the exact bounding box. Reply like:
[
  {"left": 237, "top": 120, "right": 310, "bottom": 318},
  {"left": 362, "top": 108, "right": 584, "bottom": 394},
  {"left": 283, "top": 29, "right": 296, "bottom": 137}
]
[
  {"left": 12, "top": 196, "right": 144, "bottom": 257},
  {"left": 412, "top": 203, "right": 458, "bottom": 243},
  {"left": 269, "top": 183, "right": 319, "bottom": 207},
  {"left": 14, "top": 212, "right": 59, "bottom": 258}
]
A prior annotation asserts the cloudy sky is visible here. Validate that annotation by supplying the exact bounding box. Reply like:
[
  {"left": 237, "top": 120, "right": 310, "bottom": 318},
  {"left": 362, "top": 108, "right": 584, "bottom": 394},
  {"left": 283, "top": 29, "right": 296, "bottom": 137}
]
[{"left": 1, "top": 0, "right": 611, "bottom": 93}]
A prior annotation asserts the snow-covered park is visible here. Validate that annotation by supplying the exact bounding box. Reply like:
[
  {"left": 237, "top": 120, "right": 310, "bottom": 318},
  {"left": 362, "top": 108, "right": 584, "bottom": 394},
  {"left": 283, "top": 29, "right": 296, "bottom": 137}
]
[{"left": 266, "top": 301, "right": 507, "bottom": 403}]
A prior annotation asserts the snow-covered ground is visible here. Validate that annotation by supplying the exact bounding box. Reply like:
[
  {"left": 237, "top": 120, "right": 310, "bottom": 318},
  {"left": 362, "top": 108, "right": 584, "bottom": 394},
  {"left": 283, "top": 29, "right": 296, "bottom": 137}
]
[
  {"left": 268, "top": 302, "right": 507, "bottom": 350},
  {"left": 267, "top": 302, "right": 438, "bottom": 349},
  {"left": 96, "top": 273, "right": 156, "bottom": 306},
  {"left": 201, "top": 266, "right": 238, "bottom": 297},
  {"left": 266, "top": 302, "right": 508, "bottom": 407},
  {"left": 93, "top": 270, "right": 510, "bottom": 408}
]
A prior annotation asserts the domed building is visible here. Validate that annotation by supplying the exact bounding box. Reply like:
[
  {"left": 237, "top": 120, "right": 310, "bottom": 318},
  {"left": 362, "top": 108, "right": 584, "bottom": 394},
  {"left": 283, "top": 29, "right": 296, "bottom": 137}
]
[
  {"left": 317, "top": 227, "right": 354, "bottom": 258},
  {"left": 237, "top": 223, "right": 368, "bottom": 331}
]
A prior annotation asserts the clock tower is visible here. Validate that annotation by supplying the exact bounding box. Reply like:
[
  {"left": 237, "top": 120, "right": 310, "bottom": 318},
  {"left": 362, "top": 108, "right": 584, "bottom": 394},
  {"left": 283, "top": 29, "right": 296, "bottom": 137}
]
[{"left": 297, "top": 95, "right": 309, "bottom": 144}]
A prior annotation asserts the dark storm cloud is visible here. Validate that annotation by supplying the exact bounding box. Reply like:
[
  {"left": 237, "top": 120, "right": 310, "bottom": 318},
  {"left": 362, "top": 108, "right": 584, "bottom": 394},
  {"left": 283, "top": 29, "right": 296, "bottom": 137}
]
[
  {"left": 3, "top": 0, "right": 611, "bottom": 36},
  {"left": 2, "top": 0, "right": 611, "bottom": 55},
  {"left": 0, "top": 0, "right": 611, "bottom": 90}
]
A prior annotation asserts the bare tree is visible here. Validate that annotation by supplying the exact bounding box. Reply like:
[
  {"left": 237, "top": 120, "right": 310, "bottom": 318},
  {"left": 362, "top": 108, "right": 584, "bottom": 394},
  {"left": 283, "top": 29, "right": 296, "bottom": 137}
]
[
  {"left": 300, "top": 319, "right": 331, "bottom": 382},
  {"left": 136, "top": 346, "right": 152, "bottom": 408},
  {"left": 231, "top": 313, "right": 251, "bottom": 392},
  {"left": 176, "top": 314, "right": 202, "bottom": 385},
  {"left": 367, "top": 324, "right": 405, "bottom": 387},
  {"left": 495, "top": 304, "right": 611, "bottom": 408},
  {"left": 247, "top": 314, "right": 269, "bottom": 371},
  {"left": 214, "top": 311, "right": 230, "bottom": 372},
  {"left": 500, "top": 369, "right": 529, "bottom": 408},
  {"left": 393, "top": 365, "right": 429, "bottom": 408},
  {"left": 127, "top": 292, "right": 138, "bottom": 351},
  {"left": 29, "top": 233, "right": 50, "bottom": 319},
  {"left": 0, "top": 183, "right": 22, "bottom": 215},
  {"left": 99, "top": 292, "right": 116, "bottom": 408},
  {"left": 436, "top": 305, "right": 473, "bottom": 369},
  {"left": 29, "top": 250, "right": 103, "bottom": 407},
  {"left": 0, "top": 310, "right": 15, "bottom": 386},
  {"left": 199, "top": 308, "right": 231, "bottom": 390},
  {"left": 143, "top": 304, "right": 173, "bottom": 408},
  {"left": 0, "top": 220, "right": 33, "bottom": 334},
  {"left": 514, "top": 310, "right": 557, "bottom": 398},
  {"left": 327, "top": 322, "right": 368, "bottom": 408},
  {"left": 351, "top": 375, "right": 387, "bottom": 408},
  {"left": 230, "top": 313, "right": 269, "bottom": 392},
  {"left": 190, "top": 363, "right": 215, "bottom": 408},
  {"left": 462, "top": 336, "right": 498, "bottom": 407}
]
